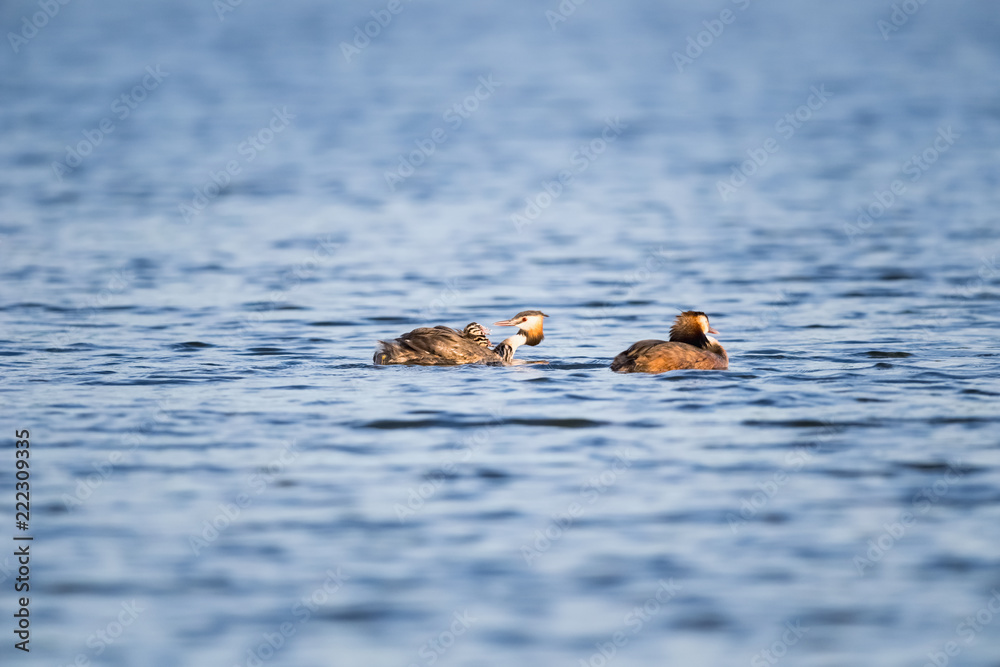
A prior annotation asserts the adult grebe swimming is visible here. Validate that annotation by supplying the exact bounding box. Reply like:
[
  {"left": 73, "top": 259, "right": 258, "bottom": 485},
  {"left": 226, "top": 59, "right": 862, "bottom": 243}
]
[
  {"left": 611, "top": 311, "right": 728, "bottom": 373},
  {"left": 374, "top": 311, "right": 548, "bottom": 366}
]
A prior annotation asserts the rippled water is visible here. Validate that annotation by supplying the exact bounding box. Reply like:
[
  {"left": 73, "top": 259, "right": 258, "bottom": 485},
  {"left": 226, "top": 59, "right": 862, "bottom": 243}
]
[{"left": 3, "top": 0, "right": 1000, "bottom": 665}]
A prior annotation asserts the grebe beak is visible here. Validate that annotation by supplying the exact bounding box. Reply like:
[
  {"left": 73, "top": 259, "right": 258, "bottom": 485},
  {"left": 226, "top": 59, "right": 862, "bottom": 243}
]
[
  {"left": 493, "top": 318, "right": 520, "bottom": 327},
  {"left": 708, "top": 326, "right": 719, "bottom": 334}
]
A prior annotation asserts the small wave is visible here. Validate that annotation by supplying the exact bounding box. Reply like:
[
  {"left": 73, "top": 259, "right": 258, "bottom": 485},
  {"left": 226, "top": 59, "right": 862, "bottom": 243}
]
[
  {"left": 360, "top": 417, "right": 608, "bottom": 429},
  {"left": 863, "top": 350, "right": 913, "bottom": 358},
  {"left": 743, "top": 419, "right": 864, "bottom": 428},
  {"left": 171, "top": 341, "right": 216, "bottom": 350}
]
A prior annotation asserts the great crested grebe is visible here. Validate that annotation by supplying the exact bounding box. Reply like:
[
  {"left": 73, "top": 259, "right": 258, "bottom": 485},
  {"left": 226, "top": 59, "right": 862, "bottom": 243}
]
[
  {"left": 610, "top": 310, "right": 728, "bottom": 373},
  {"left": 373, "top": 311, "right": 548, "bottom": 366}
]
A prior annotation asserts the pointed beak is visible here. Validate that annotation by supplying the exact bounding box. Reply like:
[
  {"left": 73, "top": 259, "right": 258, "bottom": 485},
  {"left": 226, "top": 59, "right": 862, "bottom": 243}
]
[
  {"left": 493, "top": 319, "right": 518, "bottom": 327},
  {"left": 708, "top": 327, "right": 719, "bottom": 334}
]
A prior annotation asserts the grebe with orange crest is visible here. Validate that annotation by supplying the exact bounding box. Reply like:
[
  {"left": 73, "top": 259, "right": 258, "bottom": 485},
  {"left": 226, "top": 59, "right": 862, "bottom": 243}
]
[{"left": 611, "top": 311, "right": 728, "bottom": 373}]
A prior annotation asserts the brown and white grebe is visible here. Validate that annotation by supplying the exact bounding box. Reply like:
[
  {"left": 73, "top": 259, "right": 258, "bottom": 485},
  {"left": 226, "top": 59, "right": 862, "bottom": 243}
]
[
  {"left": 610, "top": 311, "right": 728, "bottom": 373},
  {"left": 373, "top": 311, "right": 548, "bottom": 366}
]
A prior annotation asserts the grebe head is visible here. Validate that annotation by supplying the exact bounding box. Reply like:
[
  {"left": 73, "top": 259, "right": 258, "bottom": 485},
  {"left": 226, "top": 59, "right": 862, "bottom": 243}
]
[
  {"left": 493, "top": 310, "right": 548, "bottom": 346},
  {"left": 669, "top": 311, "right": 719, "bottom": 346}
]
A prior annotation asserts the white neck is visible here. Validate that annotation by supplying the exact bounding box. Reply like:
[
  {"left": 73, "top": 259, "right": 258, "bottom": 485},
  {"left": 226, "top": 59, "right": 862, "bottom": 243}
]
[
  {"left": 494, "top": 332, "right": 527, "bottom": 362},
  {"left": 505, "top": 332, "right": 527, "bottom": 351}
]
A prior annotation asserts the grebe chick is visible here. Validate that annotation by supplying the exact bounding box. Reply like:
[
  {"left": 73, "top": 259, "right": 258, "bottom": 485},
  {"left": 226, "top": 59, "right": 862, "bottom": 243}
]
[
  {"left": 610, "top": 311, "right": 728, "bottom": 373},
  {"left": 462, "top": 322, "right": 492, "bottom": 348},
  {"left": 373, "top": 311, "right": 547, "bottom": 366}
]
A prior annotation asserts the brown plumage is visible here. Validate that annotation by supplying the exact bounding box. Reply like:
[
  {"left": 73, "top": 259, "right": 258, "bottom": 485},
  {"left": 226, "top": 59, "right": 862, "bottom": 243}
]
[
  {"left": 610, "top": 311, "right": 728, "bottom": 373},
  {"left": 373, "top": 311, "right": 548, "bottom": 366}
]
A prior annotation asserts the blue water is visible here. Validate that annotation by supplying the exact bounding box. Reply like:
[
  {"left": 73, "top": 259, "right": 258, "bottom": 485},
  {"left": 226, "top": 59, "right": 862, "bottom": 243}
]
[{"left": 2, "top": 1, "right": 1000, "bottom": 665}]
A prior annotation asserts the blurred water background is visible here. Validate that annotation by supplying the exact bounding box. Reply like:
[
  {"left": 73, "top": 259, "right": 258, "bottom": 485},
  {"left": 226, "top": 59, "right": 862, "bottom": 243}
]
[{"left": 2, "top": 0, "right": 1000, "bottom": 665}]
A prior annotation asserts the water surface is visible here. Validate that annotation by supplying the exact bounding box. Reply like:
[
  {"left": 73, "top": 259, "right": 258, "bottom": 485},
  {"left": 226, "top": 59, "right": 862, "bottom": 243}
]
[{"left": 2, "top": 1, "right": 999, "bottom": 665}]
